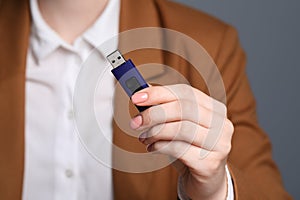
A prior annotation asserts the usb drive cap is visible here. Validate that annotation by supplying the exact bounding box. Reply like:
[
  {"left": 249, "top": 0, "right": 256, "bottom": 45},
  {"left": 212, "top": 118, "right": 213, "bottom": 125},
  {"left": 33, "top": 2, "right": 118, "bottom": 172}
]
[{"left": 106, "top": 50, "right": 126, "bottom": 68}]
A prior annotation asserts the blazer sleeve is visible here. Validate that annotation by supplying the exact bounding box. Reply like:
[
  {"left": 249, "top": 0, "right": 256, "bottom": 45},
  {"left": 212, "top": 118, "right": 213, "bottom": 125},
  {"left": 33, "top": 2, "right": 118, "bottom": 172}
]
[{"left": 215, "top": 25, "right": 292, "bottom": 199}]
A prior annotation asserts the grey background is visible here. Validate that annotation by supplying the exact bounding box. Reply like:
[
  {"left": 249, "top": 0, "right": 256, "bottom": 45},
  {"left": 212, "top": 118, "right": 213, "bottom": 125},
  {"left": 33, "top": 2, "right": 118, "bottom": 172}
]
[{"left": 173, "top": 0, "right": 300, "bottom": 199}]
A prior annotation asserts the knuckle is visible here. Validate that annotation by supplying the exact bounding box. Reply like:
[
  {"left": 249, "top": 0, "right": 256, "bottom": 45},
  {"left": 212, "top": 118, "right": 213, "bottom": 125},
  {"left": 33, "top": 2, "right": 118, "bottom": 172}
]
[
  {"left": 148, "top": 124, "right": 164, "bottom": 137},
  {"left": 224, "top": 118, "right": 234, "bottom": 134},
  {"left": 148, "top": 86, "right": 158, "bottom": 96},
  {"left": 149, "top": 104, "right": 167, "bottom": 124},
  {"left": 181, "top": 121, "right": 192, "bottom": 133},
  {"left": 221, "top": 103, "right": 227, "bottom": 114},
  {"left": 213, "top": 100, "right": 227, "bottom": 116},
  {"left": 206, "top": 160, "right": 221, "bottom": 176},
  {"left": 224, "top": 143, "right": 232, "bottom": 154},
  {"left": 180, "top": 100, "right": 191, "bottom": 116},
  {"left": 182, "top": 121, "right": 198, "bottom": 142},
  {"left": 220, "top": 142, "right": 232, "bottom": 155},
  {"left": 176, "top": 84, "right": 193, "bottom": 98},
  {"left": 143, "top": 106, "right": 159, "bottom": 126}
]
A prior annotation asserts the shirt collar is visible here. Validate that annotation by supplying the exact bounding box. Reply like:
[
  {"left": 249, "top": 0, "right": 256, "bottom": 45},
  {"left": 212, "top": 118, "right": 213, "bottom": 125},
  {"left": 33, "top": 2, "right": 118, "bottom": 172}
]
[
  {"left": 30, "top": 0, "right": 120, "bottom": 63},
  {"left": 83, "top": 0, "right": 120, "bottom": 50}
]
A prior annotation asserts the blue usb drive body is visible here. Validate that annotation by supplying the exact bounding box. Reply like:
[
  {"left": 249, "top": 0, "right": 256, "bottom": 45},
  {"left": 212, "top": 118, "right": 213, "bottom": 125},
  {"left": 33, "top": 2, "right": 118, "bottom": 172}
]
[{"left": 107, "top": 50, "right": 150, "bottom": 112}]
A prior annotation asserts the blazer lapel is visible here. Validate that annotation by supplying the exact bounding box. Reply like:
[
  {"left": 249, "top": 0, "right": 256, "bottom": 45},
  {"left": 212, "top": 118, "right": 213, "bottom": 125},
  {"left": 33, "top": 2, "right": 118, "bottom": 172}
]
[
  {"left": 112, "top": 0, "right": 180, "bottom": 199},
  {"left": 0, "top": 0, "right": 30, "bottom": 199}
]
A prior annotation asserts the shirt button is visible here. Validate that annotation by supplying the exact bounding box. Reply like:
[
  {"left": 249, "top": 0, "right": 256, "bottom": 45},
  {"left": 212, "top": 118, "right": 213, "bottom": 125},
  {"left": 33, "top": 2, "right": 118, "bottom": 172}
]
[
  {"left": 67, "top": 110, "right": 74, "bottom": 119},
  {"left": 65, "top": 169, "right": 74, "bottom": 178}
]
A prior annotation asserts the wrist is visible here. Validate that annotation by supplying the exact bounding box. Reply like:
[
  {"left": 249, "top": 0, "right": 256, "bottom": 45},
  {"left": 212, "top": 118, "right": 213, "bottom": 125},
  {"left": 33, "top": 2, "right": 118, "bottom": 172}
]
[{"left": 190, "top": 168, "right": 227, "bottom": 200}]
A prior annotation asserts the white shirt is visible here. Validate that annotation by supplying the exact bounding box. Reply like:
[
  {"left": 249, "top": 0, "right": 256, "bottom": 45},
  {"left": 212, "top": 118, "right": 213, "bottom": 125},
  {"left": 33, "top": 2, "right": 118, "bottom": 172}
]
[
  {"left": 23, "top": 0, "right": 234, "bottom": 199},
  {"left": 23, "top": 0, "right": 119, "bottom": 199}
]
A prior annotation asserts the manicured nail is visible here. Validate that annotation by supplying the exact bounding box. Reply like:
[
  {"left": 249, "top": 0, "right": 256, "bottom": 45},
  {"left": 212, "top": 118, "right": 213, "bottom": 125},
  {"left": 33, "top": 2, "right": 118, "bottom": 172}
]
[
  {"left": 139, "top": 132, "right": 147, "bottom": 142},
  {"left": 130, "top": 115, "right": 143, "bottom": 129},
  {"left": 132, "top": 93, "right": 148, "bottom": 104}
]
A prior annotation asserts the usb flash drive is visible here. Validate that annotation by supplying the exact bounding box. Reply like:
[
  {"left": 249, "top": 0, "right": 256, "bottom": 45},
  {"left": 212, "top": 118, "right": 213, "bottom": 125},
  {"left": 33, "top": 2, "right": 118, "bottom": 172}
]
[{"left": 106, "top": 50, "right": 150, "bottom": 112}]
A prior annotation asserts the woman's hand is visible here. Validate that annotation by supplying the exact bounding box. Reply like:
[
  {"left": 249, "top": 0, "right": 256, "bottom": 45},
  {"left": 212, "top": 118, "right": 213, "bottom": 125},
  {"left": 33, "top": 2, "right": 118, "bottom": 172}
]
[{"left": 130, "top": 84, "right": 234, "bottom": 200}]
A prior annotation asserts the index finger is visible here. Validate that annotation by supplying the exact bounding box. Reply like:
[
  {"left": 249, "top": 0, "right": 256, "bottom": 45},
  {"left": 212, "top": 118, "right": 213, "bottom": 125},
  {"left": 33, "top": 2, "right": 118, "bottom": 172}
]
[{"left": 131, "top": 84, "right": 214, "bottom": 109}]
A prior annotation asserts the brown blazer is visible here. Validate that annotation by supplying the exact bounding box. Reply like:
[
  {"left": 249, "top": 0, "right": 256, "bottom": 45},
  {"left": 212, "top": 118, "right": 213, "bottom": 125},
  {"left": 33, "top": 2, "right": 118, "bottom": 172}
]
[{"left": 0, "top": 0, "right": 292, "bottom": 199}]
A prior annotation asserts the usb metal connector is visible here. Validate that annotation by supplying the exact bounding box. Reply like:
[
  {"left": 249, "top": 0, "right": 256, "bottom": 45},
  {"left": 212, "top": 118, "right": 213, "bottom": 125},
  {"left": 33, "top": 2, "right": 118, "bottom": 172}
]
[
  {"left": 106, "top": 49, "right": 151, "bottom": 112},
  {"left": 106, "top": 50, "right": 126, "bottom": 68}
]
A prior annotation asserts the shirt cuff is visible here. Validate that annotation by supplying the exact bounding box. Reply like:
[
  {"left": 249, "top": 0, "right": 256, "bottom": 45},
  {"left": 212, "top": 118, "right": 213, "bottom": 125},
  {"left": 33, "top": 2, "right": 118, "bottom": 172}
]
[
  {"left": 225, "top": 164, "right": 234, "bottom": 200},
  {"left": 177, "top": 165, "right": 235, "bottom": 200}
]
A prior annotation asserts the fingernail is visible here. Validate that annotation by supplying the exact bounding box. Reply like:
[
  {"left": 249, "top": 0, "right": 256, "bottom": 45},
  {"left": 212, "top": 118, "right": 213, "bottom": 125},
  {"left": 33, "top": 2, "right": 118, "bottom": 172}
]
[
  {"left": 130, "top": 115, "right": 143, "bottom": 129},
  {"left": 139, "top": 132, "right": 147, "bottom": 142},
  {"left": 147, "top": 144, "right": 154, "bottom": 152},
  {"left": 132, "top": 93, "right": 148, "bottom": 104}
]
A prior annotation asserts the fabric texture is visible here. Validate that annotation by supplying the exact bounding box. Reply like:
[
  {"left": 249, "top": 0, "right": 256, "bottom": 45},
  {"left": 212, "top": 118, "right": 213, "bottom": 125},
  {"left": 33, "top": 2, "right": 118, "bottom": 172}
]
[{"left": 22, "top": 0, "right": 120, "bottom": 199}]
